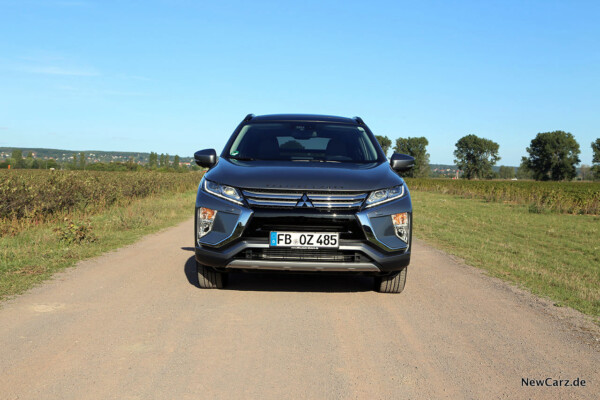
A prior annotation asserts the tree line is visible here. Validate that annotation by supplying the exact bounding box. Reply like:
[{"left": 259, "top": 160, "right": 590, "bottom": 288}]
[
  {"left": 376, "top": 132, "right": 600, "bottom": 181},
  {"left": 0, "top": 150, "right": 201, "bottom": 172}
]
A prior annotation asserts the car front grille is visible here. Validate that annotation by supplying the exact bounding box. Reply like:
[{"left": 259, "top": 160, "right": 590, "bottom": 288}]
[
  {"left": 242, "top": 209, "right": 366, "bottom": 240},
  {"left": 242, "top": 189, "right": 367, "bottom": 210}
]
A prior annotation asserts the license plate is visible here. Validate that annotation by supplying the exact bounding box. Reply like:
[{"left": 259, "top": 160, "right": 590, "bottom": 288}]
[{"left": 269, "top": 232, "right": 339, "bottom": 248}]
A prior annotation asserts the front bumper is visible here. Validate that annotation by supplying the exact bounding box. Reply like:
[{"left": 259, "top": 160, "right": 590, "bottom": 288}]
[
  {"left": 194, "top": 188, "right": 412, "bottom": 274},
  {"left": 195, "top": 239, "right": 410, "bottom": 273}
]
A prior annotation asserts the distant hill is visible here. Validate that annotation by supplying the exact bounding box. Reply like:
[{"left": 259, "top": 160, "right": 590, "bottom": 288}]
[
  {"left": 430, "top": 163, "right": 458, "bottom": 171},
  {"left": 1, "top": 147, "right": 523, "bottom": 172},
  {"left": 430, "top": 164, "right": 519, "bottom": 172},
  {"left": 0, "top": 147, "right": 193, "bottom": 165}
]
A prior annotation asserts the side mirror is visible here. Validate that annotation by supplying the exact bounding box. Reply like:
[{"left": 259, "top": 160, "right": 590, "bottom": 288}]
[
  {"left": 194, "top": 149, "right": 218, "bottom": 168},
  {"left": 390, "top": 153, "right": 415, "bottom": 172}
]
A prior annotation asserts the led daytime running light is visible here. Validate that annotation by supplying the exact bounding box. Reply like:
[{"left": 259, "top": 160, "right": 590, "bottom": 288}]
[
  {"left": 365, "top": 185, "right": 405, "bottom": 207},
  {"left": 203, "top": 178, "right": 243, "bottom": 204}
]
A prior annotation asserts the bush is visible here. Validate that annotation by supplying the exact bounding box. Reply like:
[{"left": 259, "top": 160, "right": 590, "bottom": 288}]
[
  {"left": 405, "top": 178, "right": 600, "bottom": 215},
  {"left": 54, "top": 219, "right": 97, "bottom": 244},
  {"left": 0, "top": 170, "right": 203, "bottom": 235}
]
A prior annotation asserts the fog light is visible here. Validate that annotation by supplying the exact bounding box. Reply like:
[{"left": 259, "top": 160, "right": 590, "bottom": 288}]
[
  {"left": 391, "top": 212, "right": 409, "bottom": 243},
  {"left": 198, "top": 207, "right": 217, "bottom": 239}
]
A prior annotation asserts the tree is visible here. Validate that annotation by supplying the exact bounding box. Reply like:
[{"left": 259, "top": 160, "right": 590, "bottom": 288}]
[
  {"left": 159, "top": 153, "right": 165, "bottom": 167},
  {"left": 79, "top": 152, "right": 86, "bottom": 169},
  {"left": 173, "top": 155, "right": 180, "bottom": 169},
  {"left": 498, "top": 165, "right": 515, "bottom": 179},
  {"left": 394, "top": 137, "right": 430, "bottom": 178},
  {"left": 127, "top": 156, "right": 136, "bottom": 170},
  {"left": 453, "top": 135, "right": 500, "bottom": 179},
  {"left": 579, "top": 165, "right": 592, "bottom": 181},
  {"left": 280, "top": 140, "right": 304, "bottom": 150},
  {"left": 46, "top": 159, "right": 58, "bottom": 169},
  {"left": 71, "top": 154, "right": 78, "bottom": 169},
  {"left": 25, "top": 152, "right": 34, "bottom": 169},
  {"left": 516, "top": 160, "right": 533, "bottom": 180},
  {"left": 375, "top": 135, "right": 392, "bottom": 156},
  {"left": 165, "top": 153, "right": 170, "bottom": 168},
  {"left": 11, "top": 149, "right": 24, "bottom": 168},
  {"left": 522, "top": 131, "right": 580, "bottom": 181},
  {"left": 149, "top": 152, "right": 158, "bottom": 168},
  {"left": 592, "top": 138, "right": 600, "bottom": 180}
]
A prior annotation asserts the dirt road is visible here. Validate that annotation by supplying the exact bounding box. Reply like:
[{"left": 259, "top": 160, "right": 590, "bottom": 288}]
[{"left": 0, "top": 218, "right": 598, "bottom": 399}]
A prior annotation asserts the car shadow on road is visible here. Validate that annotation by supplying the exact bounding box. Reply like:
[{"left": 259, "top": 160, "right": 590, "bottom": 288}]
[{"left": 184, "top": 256, "right": 374, "bottom": 293}]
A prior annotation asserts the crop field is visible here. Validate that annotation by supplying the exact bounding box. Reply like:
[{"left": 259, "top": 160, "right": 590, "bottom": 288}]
[
  {"left": 1, "top": 169, "right": 202, "bottom": 300},
  {"left": 405, "top": 178, "right": 600, "bottom": 215},
  {"left": 0, "top": 170, "right": 203, "bottom": 235}
]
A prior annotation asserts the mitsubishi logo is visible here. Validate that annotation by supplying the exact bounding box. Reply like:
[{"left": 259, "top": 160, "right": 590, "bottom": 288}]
[{"left": 296, "top": 193, "right": 314, "bottom": 208}]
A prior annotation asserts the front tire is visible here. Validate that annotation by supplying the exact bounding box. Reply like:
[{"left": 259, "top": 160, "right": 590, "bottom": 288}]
[
  {"left": 376, "top": 267, "right": 407, "bottom": 293},
  {"left": 197, "top": 261, "right": 227, "bottom": 289}
]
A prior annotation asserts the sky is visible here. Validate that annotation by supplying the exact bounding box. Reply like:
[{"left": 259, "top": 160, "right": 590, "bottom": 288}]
[{"left": 0, "top": 0, "right": 599, "bottom": 166}]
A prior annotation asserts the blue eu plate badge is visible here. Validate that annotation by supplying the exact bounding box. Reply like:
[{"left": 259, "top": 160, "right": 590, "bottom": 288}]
[{"left": 270, "top": 232, "right": 278, "bottom": 246}]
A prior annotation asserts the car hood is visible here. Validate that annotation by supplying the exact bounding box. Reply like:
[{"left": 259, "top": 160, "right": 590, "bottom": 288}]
[{"left": 204, "top": 158, "right": 403, "bottom": 191}]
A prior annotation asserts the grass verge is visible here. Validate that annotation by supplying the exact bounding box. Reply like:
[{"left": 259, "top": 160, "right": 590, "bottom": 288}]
[
  {"left": 411, "top": 190, "right": 600, "bottom": 319},
  {"left": 0, "top": 190, "right": 196, "bottom": 302}
]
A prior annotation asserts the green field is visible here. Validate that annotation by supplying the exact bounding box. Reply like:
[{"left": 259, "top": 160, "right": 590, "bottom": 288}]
[
  {"left": 406, "top": 178, "right": 600, "bottom": 215},
  {"left": 411, "top": 190, "right": 600, "bottom": 319}
]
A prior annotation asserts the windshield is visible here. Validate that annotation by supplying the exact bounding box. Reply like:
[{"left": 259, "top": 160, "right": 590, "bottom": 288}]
[{"left": 227, "top": 122, "right": 380, "bottom": 163}]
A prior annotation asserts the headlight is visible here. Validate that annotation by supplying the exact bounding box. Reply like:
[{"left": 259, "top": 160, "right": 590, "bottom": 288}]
[
  {"left": 197, "top": 207, "right": 217, "bottom": 239},
  {"left": 365, "top": 184, "right": 405, "bottom": 207},
  {"left": 391, "top": 212, "right": 410, "bottom": 243},
  {"left": 203, "top": 178, "right": 243, "bottom": 204}
]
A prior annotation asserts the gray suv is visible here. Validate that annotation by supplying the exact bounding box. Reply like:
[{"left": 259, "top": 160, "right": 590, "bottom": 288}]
[{"left": 193, "top": 114, "right": 414, "bottom": 293}]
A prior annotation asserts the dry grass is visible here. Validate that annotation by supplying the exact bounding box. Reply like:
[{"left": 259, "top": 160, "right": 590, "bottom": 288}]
[
  {"left": 411, "top": 190, "right": 600, "bottom": 318},
  {"left": 0, "top": 190, "right": 196, "bottom": 301}
]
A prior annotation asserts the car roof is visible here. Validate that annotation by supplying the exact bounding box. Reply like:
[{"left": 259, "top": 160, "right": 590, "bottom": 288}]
[{"left": 249, "top": 114, "right": 359, "bottom": 125}]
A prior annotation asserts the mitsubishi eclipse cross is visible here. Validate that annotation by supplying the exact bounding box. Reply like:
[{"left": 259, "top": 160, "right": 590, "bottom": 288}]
[{"left": 193, "top": 114, "right": 415, "bottom": 293}]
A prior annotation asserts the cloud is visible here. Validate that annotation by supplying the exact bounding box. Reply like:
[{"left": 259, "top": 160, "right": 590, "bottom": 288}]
[
  {"left": 54, "top": 1, "right": 92, "bottom": 6},
  {"left": 0, "top": 0, "right": 93, "bottom": 7},
  {"left": 6, "top": 52, "right": 100, "bottom": 77},
  {"left": 102, "top": 90, "right": 147, "bottom": 96},
  {"left": 21, "top": 65, "right": 100, "bottom": 76},
  {"left": 56, "top": 85, "right": 147, "bottom": 97},
  {"left": 117, "top": 74, "right": 152, "bottom": 82}
]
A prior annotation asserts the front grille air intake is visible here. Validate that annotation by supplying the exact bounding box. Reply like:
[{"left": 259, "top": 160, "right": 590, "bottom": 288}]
[
  {"left": 242, "top": 189, "right": 367, "bottom": 210},
  {"left": 236, "top": 248, "right": 369, "bottom": 263}
]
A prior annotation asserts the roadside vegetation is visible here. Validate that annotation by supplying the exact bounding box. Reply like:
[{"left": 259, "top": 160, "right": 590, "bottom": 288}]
[
  {"left": 0, "top": 148, "right": 201, "bottom": 172},
  {"left": 0, "top": 170, "right": 202, "bottom": 301},
  {"left": 1, "top": 170, "right": 201, "bottom": 235},
  {"left": 405, "top": 178, "right": 600, "bottom": 215},
  {"left": 411, "top": 190, "right": 599, "bottom": 319}
]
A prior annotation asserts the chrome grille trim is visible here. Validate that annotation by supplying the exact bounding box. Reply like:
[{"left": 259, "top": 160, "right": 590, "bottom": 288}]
[
  {"left": 242, "top": 190, "right": 302, "bottom": 200},
  {"left": 311, "top": 201, "right": 364, "bottom": 208},
  {"left": 242, "top": 189, "right": 367, "bottom": 209},
  {"left": 308, "top": 193, "right": 367, "bottom": 201},
  {"left": 246, "top": 199, "right": 299, "bottom": 207}
]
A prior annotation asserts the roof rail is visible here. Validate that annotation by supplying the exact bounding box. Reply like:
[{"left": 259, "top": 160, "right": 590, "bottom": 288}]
[
  {"left": 243, "top": 113, "right": 255, "bottom": 122},
  {"left": 353, "top": 116, "right": 365, "bottom": 125}
]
